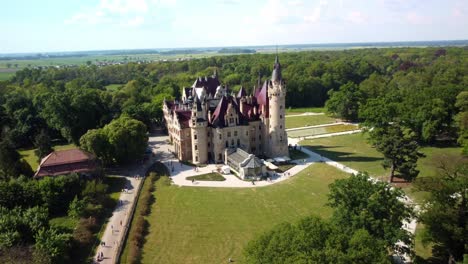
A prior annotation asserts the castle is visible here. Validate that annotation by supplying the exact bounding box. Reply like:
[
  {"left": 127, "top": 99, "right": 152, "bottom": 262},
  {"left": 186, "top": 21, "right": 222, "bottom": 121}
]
[{"left": 163, "top": 56, "right": 289, "bottom": 165}]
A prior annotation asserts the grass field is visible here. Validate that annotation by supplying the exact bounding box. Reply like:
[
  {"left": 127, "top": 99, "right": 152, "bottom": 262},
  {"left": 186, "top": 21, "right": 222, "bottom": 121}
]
[
  {"left": 289, "top": 148, "right": 309, "bottom": 160},
  {"left": 105, "top": 83, "right": 124, "bottom": 92},
  {"left": 288, "top": 124, "right": 359, "bottom": 138},
  {"left": 186, "top": 172, "right": 226, "bottom": 181},
  {"left": 285, "top": 114, "right": 336, "bottom": 129},
  {"left": 285, "top": 107, "right": 326, "bottom": 115},
  {"left": 0, "top": 71, "right": 15, "bottom": 81},
  {"left": 300, "top": 133, "right": 463, "bottom": 261},
  {"left": 134, "top": 163, "right": 348, "bottom": 264},
  {"left": 18, "top": 143, "right": 76, "bottom": 170}
]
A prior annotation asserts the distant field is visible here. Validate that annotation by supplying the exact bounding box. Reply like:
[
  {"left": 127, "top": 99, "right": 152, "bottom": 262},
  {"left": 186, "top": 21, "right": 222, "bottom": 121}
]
[
  {"left": 285, "top": 107, "right": 325, "bottom": 115},
  {"left": 132, "top": 163, "right": 348, "bottom": 264},
  {"left": 285, "top": 114, "right": 336, "bottom": 129},
  {"left": 0, "top": 71, "right": 15, "bottom": 81},
  {"left": 288, "top": 124, "right": 359, "bottom": 138}
]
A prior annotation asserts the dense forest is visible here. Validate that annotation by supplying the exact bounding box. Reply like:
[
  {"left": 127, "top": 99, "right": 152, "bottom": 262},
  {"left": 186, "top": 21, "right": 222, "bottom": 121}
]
[{"left": 0, "top": 46, "right": 467, "bottom": 262}]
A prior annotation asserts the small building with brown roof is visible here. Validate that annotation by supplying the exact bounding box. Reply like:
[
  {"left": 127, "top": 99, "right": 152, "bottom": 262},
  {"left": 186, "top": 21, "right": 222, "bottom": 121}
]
[{"left": 34, "top": 148, "right": 97, "bottom": 178}]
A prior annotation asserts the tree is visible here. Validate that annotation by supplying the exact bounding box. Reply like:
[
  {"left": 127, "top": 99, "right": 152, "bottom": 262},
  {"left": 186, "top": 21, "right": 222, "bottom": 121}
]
[
  {"left": 328, "top": 172, "right": 414, "bottom": 255},
  {"left": 34, "top": 227, "right": 72, "bottom": 263},
  {"left": 243, "top": 216, "right": 391, "bottom": 264},
  {"left": 369, "top": 123, "right": 421, "bottom": 182},
  {"left": 103, "top": 116, "right": 148, "bottom": 164},
  {"left": 67, "top": 196, "right": 86, "bottom": 219},
  {"left": 34, "top": 129, "right": 53, "bottom": 161},
  {"left": 325, "top": 81, "right": 362, "bottom": 121},
  {"left": 0, "top": 139, "right": 33, "bottom": 180},
  {"left": 455, "top": 91, "right": 468, "bottom": 155},
  {"left": 80, "top": 116, "right": 148, "bottom": 164},
  {"left": 415, "top": 154, "right": 468, "bottom": 262},
  {"left": 79, "top": 129, "right": 112, "bottom": 165}
]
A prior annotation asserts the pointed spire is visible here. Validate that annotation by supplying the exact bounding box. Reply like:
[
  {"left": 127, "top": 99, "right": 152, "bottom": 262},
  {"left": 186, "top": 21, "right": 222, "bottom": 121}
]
[{"left": 272, "top": 55, "right": 282, "bottom": 82}]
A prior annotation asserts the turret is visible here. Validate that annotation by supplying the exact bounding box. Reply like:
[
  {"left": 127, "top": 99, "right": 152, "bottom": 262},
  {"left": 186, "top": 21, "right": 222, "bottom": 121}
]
[
  {"left": 190, "top": 96, "right": 208, "bottom": 164},
  {"left": 267, "top": 55, "right": 288, "bottom": 158}
]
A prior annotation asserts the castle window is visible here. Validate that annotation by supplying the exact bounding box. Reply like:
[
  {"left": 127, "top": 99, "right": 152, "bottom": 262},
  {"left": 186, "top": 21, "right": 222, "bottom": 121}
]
[
  {"left": 237, "top": 139, "right": 240, "bottom": 146},
  {"left": 208, "top": 143, "right": 210, "bottom": 147},
  {"left": 234, "top": 131, "right": 237, "bottom": 136},
  {"left": 226, "top": 141, "right": 229, "bottom": 148},
  {"left": 280, "top": 115, "right": 282, "bottom": 119},
  {"left": 280, "top": 105, "right": 283, "bottom": 109},
  {"left": 259, "top": 125, "right": 261, "bottom": 130},
  {"left": 246, "top": 131, "right": 248, "bottom": 136},
  {"left": 228, "top": 132, "right": 231, "bottom": 137},
  {"left": 231, "top": 139, "right": 234, "bottom": 146},
  {"left": 280, "top": 136, "right": 283, "bottom": 141},
  {"left": 195, "top": 156, "right": 198, "bottom": 162},
  {"left": 280, "top": 125, "right": 282, "bottom": 129},
  {"left": 195, "top": 145, "right": 198, "bottom": 150},
  {"left": 194, "top": 134, "right": 197, "bottom": 140},
  {"left": 208, "top": 132, "right": 210, "bottom": 137},
  {"left": 259, "top": 135, "right": 261, "bottom": 140},
  {"left": 219, "top": 134, "right": 222, "bottom": 140},
  {"left": 218, "top": 153, "right": 222, "bottom": 160},
  {"left": 229, "top": 118, "right": 234, "bottom": 124}
]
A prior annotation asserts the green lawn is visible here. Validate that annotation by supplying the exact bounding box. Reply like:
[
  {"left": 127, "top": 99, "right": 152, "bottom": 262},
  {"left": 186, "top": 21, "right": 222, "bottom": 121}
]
[
  {"left": 285, "top": 114, "right": 336, "bottom": 129},
  {"left": 105, "top": 83, "right": 124, "bottom": 92},
  {"left": 300, "top": 132, "right": 463, "bottom": 261},
  {"left": 285, "top": 107, "right": 325, "bottom": 115},
  {"left": 288, "top": 124, "right": 358, "bottom": 138},
  {"left": 0, "top": 71, "right": 15, "bottom": 81},
  {"left": 135, "top": 163, "right": 348, "bottom": 264},
  {"left": 289, "top": 148, "right": 309, "bottom": 160},
  {"left": 186, "top": 172, "right": 226, "bottom": 181},
  {"left": 18, "top": 143, "right": 76, "bottom": 170}
]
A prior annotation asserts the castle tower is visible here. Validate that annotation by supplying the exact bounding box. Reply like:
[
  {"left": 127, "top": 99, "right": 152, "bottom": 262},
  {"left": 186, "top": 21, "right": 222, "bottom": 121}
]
[
  {"left": 267, "top": 56, "right": 289, "bottom": 157},
  {"left": 189, "top": 96, "right": 208, "bottom": 164}
]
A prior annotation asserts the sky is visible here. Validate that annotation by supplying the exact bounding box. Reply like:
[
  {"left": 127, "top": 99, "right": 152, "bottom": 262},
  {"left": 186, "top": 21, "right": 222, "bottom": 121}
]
[{"left": 1, "top": 0, "right": 467, "bottom": 53}]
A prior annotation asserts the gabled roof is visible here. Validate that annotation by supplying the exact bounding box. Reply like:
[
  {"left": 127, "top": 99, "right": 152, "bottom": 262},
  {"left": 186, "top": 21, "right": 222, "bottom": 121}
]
[
  {"left": 211, "top": 96, "right": 229, "bottom": 127},
  {"left": 241, "top": 155, "right": 264, "bottom": 169},
  {"left": 237, "top": 86, "right": 247, "bottom": 98},
  {"left": 40, "top": 149, "right": 95, "bottom": 167},
  {"left": 35, "top": 148, "right": 96, "bottom": 178},
  {"left": 193, "top": 76, "right": 220, "bottom": 96},
  {"left": 175, "top": 110, "right": 192, "bottom": 128}
]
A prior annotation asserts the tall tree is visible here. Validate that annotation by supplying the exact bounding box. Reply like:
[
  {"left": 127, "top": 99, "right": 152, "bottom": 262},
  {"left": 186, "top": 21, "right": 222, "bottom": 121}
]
[
  {"left": 455, "top": 91, "right": 468, "bottom": 155},
  {"left": 415, "top": 154, "right": 468, "bottom": 262},
  {"left": 34, "top": 129, "right": 53, "bottom": 162},
  {"left": 0, "top": 139, "right": 33, "bottom": 180},
  {"left": 328, "top": 172, "right": 414, "bottom": 255},
  {"left": 325, "top": 81, "right": 362, "bottom": 121},
  {"left": 369, "top": 123, "right": 421, "bottom": 182}
]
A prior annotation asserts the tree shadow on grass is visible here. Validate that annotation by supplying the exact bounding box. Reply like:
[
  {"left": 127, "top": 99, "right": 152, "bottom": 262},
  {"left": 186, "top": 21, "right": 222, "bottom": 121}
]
[{"left": 305, "top": 145, "right": 383, "bottom": 163}]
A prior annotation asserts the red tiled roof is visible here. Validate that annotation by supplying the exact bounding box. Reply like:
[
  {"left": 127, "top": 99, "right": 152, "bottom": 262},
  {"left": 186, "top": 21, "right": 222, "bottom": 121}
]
[
  {"left": 35, "top": 161, "right": 97, "bottom": 177},
  {"left": 175, "top": 110, "right": 191, "bottom": 128},
  {"left": 35, "top": 148, "right": 96, "bottom": 178},
  {"left": 40, "top": 149, "right": 95, "bottom": 167}
]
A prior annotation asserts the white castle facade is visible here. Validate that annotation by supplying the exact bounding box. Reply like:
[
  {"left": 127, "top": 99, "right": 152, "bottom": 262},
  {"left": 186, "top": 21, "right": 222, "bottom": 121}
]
[{"left": 163, "top": 56, "right": 289, "bottom": 166}]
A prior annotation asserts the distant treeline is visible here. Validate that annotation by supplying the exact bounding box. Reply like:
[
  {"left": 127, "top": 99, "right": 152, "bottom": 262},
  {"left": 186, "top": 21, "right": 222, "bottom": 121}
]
[{"left": 218, "top": 48, "right": 256, "bottom": 54}]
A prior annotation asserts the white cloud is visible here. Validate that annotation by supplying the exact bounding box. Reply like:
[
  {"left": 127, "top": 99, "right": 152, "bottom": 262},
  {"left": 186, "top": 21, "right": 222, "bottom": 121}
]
[
  {"left": 346, "top": 11, "right": 367, "bottom": 24},
  {"left": 65, "top": 0, "right": 176, "bottom": 27},
  {"left": 303, "top": 0, "right": 327, "bottom": 23},
  {"left": 125, "top": 16, "right": 145, "bottom": 26},
  {"left": 406, "top": 12, "right": 431, "bottom": 25}
]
